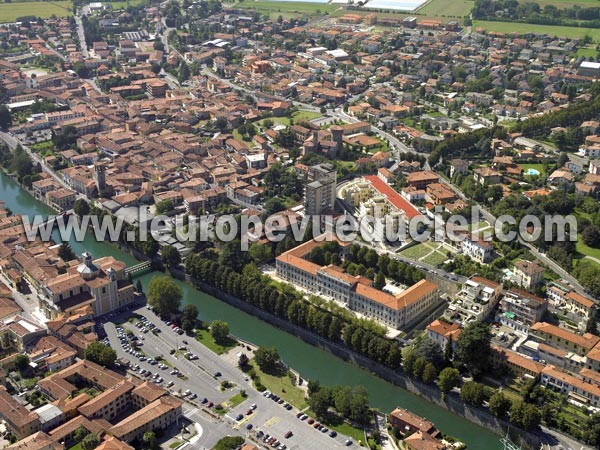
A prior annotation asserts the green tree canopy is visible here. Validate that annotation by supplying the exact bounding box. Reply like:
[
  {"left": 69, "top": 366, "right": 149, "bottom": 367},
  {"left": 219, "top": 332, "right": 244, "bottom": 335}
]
[
  {"left": 455, "top": 321, "right": 491, "bottom": 378},
  {"left": 161, "top": 245, "right": 181, "bottom": 267},
  {"left": 147, "top": 275, "right": 182, "bottom": 315},
  {"left": 255, "top": 346, "right": 280, "bottom": 373},
  {"left": 84, "top": 341, "right": 116, "bottom": 367},
  {"left": 210, "top": 320, "right": 230, "bottom": 344},
  {"left": 437, "top": 367, "right": 460, "bottom": 393}
]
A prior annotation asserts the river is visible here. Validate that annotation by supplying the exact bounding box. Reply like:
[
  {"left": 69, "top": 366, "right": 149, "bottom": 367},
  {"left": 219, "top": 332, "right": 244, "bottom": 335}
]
[{"left": 0, "top": 170, "right": 501, "bottom": 450}]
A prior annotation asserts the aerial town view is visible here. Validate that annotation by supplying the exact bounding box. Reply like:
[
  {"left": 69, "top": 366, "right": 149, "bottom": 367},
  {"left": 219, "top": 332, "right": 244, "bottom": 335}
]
[{"left": 3, "top": 0, "right": 600, "bottom": 449}]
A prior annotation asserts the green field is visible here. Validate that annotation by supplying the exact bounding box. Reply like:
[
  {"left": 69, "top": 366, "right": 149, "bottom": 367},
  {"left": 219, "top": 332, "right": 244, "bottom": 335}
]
[
  {"left": 400, "top": 242, "right": 434, "bottom": 260},
  {"left": 417, "top": 0, "right": 474, "bottom": 18},
  {"left": 0, "top": 1, "right": 73, "bottom": 22},
  {"left": 576, "top": 235, "right": 600, "bottom": 261},
  {"left": 195, "top": 329, "right": 237, "bottom": 355},
  {"left": 250, "top": 360, "right": 308, "bottom": 409},
  {"left": 236, "top": 1, "right": 338, "bottom": 19},
  {"left": 577, "top": 46, "right": 599, "bottom": 58},
  {"left": 473, "top": 20, "right": 600, "bottom": 41}
]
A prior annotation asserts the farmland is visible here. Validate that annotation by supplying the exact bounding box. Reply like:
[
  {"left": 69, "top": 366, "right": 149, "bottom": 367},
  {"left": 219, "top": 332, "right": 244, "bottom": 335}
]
[
  {"left": 235, "top": 1, "right": 338, "bottom": 19},
  {"left": 473, "top": 20, "right": 600, "bottom": 41},
  {"left": 0, "top": 1, "right": 73, "bottom": 22},
  {"left": 416, "top": 0, "right": 474, "bottom": 18}
]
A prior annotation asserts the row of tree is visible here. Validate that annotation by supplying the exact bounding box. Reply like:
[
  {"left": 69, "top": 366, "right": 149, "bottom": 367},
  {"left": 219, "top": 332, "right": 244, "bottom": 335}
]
[{"left": 184, "top": 256, "right": 403, "bottom": 369}]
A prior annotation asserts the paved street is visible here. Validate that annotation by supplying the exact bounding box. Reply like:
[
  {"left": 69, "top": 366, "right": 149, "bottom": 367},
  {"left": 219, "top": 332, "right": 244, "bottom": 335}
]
[{"left": 102, "top": 306, "right": 354, "bottom": 449}]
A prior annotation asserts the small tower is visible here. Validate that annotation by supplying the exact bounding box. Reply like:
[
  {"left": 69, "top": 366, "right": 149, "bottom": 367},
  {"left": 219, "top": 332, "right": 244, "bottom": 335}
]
[
  {"left": 94, "top": 162, "right": 106, "bottom": 194},
  {"left": 330, "top": 125, "right": 344, "bottom": 154}
]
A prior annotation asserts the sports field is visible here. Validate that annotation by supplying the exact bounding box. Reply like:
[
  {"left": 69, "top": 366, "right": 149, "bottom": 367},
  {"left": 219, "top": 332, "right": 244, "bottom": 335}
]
[
  {"left": 0, "top": 1, "right": 73, "bottom": 22},
  {"left": 473, "top": 20, "right": 600, "bottom": 41}
]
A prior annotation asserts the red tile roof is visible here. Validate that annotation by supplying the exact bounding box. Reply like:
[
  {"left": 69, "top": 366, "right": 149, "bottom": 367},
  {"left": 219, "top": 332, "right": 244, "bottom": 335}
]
[{"left": 364, "top": 175, "right": 421, "bottom": 219}]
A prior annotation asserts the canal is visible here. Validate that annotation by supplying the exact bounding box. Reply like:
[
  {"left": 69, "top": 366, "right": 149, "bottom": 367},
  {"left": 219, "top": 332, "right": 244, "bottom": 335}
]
[{"left": 0, "top": 170, "right": 501, "bottom": 450}]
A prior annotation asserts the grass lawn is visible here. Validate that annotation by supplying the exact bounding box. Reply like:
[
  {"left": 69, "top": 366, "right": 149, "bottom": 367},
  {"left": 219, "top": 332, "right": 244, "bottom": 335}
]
[
  {"left": 576, "top": 236, "right": 600, "bottom": 261},
  {"left": 236, "top": 1, "right": 337, "bottom": 19},
  {"left": 473, "top": 20, "right": 600, "bottom": 41},
  {"left": 249, "top": 360, "right": 308, "bottom": 409},
  {"left": 0, "top": 1, "right": 73, "bottom": 22},
  {"left": 422, "top": 251, "right": 448, "bottom": 267},
  {"left": 225, "top": 392, "right": 248, "bottom": 409},
  {"left": 68, "top": 444, "right": 83, "bottom": 450},
  {"left": 577, "top": 46, "right": 598, "bottom": 58},
  {"left": 110, "top": 0, "right": 148, "bottom": 8},
  {"left": 417, "top": 0, "right": 474, "bottom": 18},
  {"left": 169, "top": 442, "right": 182, "bottom": 449},
  {"left": 195, "top": 329, "right": 237, "bottom": 355},
  {"left": 306, "top": 409, "right": 366, "bottom": 442},
  {"left": 519, "top": 163, "right": 547, "bottom": 176},
  {"left": 292, "top": 110, "right": 322, "bottom": 122},
  {"left": 400, "top": 242, "right": 436, "bottom": 260}
]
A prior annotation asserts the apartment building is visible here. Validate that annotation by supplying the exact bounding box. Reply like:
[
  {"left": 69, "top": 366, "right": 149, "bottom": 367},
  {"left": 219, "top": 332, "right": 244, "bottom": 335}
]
[
  {"left": 276, "top": 238, "right": 439, "bottom": 329},
  {"left": 426, "top": 319, "right": 461, "bottom": 350},
  {"left": 541, "top": 365, "right": 600, "bottom": 407},
  {"left": 513, "top": 260, "right": 545, "bottom": 290},
  {"left": 530, "top": 322, "right": 600, "bottom": 356},
  {"left": 497, "top": 289, "right": 547, "bottom": 333},
  {"left": 0, "top": 386, "right": 41, "bottom": 439},
  {"left": 461, "top": 235, "right": 494, "bottom": 264},
  {"left": 445, "top": 276, "right": 502, "bottom": 325},
  {"left": 304, "top": 163, "right": 337, "bottom": 215},
  {"left": 547, "top": 281, "right": 595, "bottom": 322}
]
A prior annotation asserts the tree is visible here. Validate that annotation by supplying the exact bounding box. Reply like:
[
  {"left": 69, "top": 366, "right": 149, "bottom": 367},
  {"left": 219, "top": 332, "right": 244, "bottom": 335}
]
[
  {"left": 73, "top": 425, "right": 89, "bottom": 443},
  {"left": 421, "top": 362, "right": 438, "bottom": 384},
  {"left": 437, "top": 367, "right": 460, "bottom": 394},
  {"left": 81, "top": 433, "right": 99, "bottom": 450},
  {"left": 142, "top": 431, "right": 159, "bottom": 450},
  {"left": 58, "top": 242, "right": 76, "bottom": 262},
  {"left": 255, "top": 346, "right": 280, "bottom": 373},
  {"left": 210, "top": 320, "right": 230, "bottom": 344},
  {"left": 249, "top": 242, "right": 272, "bottom": 264},
  {"left": 178, "top": 60, "right": 190, "bottom": 83},
  {"left": 460, "top": 381, "right": 486, "bottom": 407},
  {"left": 84, "top": 341, "right": 117, "bottom": 367},
  {"left": 136, "top": 279, "right": 143, "bottom": 293},
  {"left": 214, "top": 436, "right": 245, "bottom": 450},
  {"left": 238, "top": 353, "right": 249, "bottom": 367},
  {"left": 583, "top": 225, "right": 600, "bottom": 248},
  {"left": 9, "top": 146, "right": 32, "bottom": 181},
  {"left": 488, "top": 390, "right": 511, "bottom": 418},
  {"left": 182, "top": 304, "right": 198, "bottom": 329},
  {"left": 147, "top": 275, "right": 182, "bottom": 315},
  {"left": 73, "top": 198, "right": 90, "bottom": 218},
  {"left": 0, "top": 105, "right": 12, "bottom": 129},
  {"left": 309, "top": 387, "right": 331, "bottom": 417},
  {"left": 14, "top": 354, "right": 29, "bottom": 372},
  {"left": 373, "top": 272, "right": 386, "bottom": 290},
  {"left": 155, "top": 199, "right": 174, "bottom": 214},
  {"left": 161, "top": 245, "right": 181, "bottom": 267},
  {"left": 455, "top": 321, "right": 491, "bottom": 378},
  {"left": 510, "top": 401, "right": 541, "bottom": 431}
]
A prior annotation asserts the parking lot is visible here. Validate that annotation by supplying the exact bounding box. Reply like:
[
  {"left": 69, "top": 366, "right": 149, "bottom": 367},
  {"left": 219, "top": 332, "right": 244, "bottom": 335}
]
[{"left": 101, "top": 306, "right": 354, "bottom": 449}]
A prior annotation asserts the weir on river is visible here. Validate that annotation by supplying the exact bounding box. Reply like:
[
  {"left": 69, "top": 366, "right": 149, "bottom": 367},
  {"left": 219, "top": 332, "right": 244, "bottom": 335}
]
[{"left": 0, "top": 170, "right": 502, "bottom": 450}]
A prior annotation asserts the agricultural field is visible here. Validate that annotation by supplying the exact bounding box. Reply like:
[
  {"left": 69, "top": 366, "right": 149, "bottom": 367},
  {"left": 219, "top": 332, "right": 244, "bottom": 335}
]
[
  {"left": 236, "top": 1, "right": 338, "bottom": 19},
  {"left": 416, "top": 0, "right": 474, "bottom": 18},
  {"left": 473, "top": 20, "right": 600, "bottom": 41},
  {"left": 0, "top": 1, "right": 73, "bottom": 22}
]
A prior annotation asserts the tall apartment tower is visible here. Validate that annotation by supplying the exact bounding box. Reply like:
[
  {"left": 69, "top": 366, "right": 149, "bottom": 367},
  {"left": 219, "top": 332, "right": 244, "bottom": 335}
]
[{"left": 304, "top": 163, "right": 337, "bottom": 215}]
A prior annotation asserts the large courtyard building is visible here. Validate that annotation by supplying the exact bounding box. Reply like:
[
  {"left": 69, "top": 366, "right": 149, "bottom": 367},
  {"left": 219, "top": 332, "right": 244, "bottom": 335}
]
[{"left": 276, "top": 238, "right": 439, "bottom": 329}]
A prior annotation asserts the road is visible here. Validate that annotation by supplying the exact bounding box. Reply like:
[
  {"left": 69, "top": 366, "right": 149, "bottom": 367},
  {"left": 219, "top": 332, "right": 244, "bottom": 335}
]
[
  {"left": 102, "top": 306, "right": 354, "bottom": 449},
  {"left": 0, "top": 131, "right": 71, "bottom": 191},
  {"left": 74, "top": 10, "right": 89, "bottom": 59},
  {"left": 438, "top": 173, "right": 589, "bottom": 296}
]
